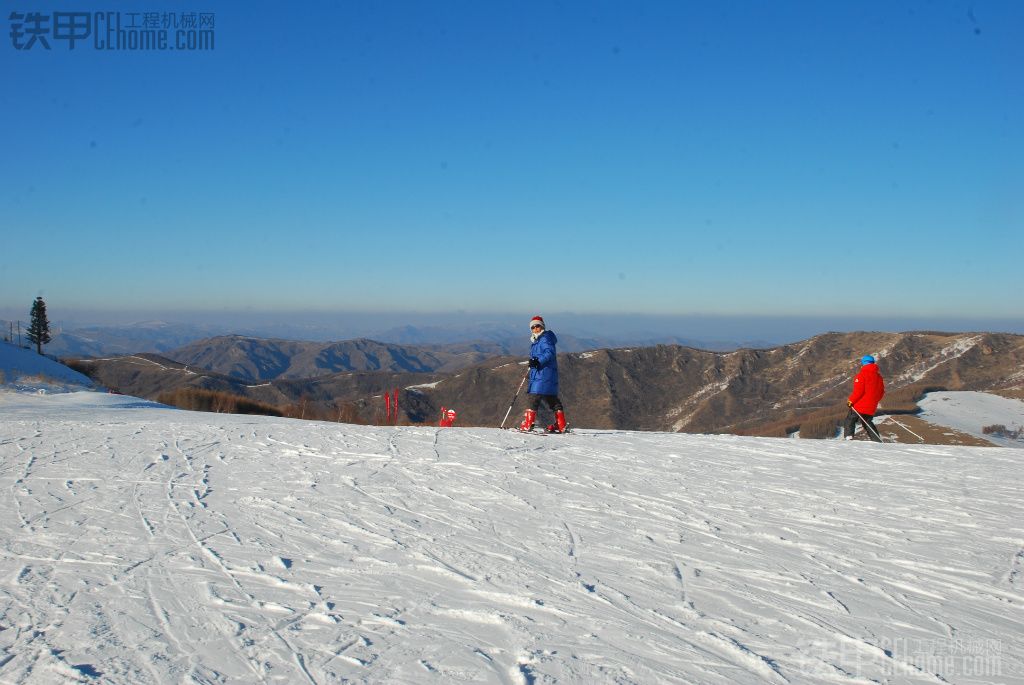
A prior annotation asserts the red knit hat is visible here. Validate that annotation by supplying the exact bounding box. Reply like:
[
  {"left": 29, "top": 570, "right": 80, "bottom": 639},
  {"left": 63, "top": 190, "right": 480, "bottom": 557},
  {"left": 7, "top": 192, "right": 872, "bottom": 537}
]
[{"left": 529, "top": 316, "right": 545, "bottom": 331}]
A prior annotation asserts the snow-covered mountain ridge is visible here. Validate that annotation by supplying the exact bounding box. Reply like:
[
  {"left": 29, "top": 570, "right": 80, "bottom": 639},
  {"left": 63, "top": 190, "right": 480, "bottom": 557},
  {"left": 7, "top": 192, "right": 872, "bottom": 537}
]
[{"left": 1, "top": 391, "right": 1021, "bottom": 683}]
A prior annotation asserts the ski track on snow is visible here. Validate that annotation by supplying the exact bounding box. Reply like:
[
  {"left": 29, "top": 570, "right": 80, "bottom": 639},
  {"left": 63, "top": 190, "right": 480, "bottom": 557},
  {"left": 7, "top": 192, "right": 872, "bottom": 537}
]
[{"left": 0, "top": 391, "right": 1022, "bottom": 683}]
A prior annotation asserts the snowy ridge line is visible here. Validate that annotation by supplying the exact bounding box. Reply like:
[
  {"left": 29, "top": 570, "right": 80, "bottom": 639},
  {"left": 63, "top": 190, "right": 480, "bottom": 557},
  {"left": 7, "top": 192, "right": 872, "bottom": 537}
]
[
  {"left": 893, "top": 335, "right": 983, "bottom": 385},
  {"left": 793, "top": 372, "right": 851, "bottom": 405},
  {"left": 873, "top": 337, "right": 900, "bottom": 363},
  {"left": 783, "top": 340, "right": 815, "bottom": 369},
  {"left": 87, "top": 355, "right": 200, "bottom": 375},
  {"left": 669, "top": 376, "right": 735, "bottom": 431},
  {"left": 406, "top": 380, "right": 441, "bottom": 390}
]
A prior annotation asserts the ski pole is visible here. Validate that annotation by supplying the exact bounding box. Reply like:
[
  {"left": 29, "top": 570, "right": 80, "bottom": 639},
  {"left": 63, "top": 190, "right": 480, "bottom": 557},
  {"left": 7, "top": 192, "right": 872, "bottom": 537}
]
[
  {"left": 885, "top": 415, "right": 926, "bottom": 443},
  {"left": 499, "top": 369, "right": 530, "bottom": 429},
  {"left": 850, "top": 405, "right": 884, "bottom": 442}
]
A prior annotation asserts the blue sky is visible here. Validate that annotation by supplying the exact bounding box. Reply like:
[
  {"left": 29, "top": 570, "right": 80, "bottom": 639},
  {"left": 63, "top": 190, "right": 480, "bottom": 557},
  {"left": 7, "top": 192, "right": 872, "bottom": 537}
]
[{"left": 2, "top": 1, "right": 1022, "bottom": 331}]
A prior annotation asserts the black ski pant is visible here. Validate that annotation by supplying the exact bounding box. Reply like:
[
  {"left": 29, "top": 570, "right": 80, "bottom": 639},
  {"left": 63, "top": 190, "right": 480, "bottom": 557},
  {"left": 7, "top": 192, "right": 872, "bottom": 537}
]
[
  {"left": 527, "top": 393, "right": 563, "bottom": 413},
  {"left": 844, "top": 409, "right": 882, "bottom": 442}
]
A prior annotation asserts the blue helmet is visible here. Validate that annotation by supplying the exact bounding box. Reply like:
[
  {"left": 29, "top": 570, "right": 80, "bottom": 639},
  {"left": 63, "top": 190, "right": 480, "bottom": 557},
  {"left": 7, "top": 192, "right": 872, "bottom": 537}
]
[{"left": 861, "top": 355, "right": 876, "bottom": 364}]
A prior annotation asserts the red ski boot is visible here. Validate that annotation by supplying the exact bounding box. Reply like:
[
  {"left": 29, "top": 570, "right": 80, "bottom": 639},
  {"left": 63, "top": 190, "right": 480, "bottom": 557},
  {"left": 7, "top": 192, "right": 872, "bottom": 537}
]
[
  {"left": 519, "top": 409, "right": 537, "bottom": 432},
  {"left": 546, "top": 410, "right": 569, "bottom": 433}
]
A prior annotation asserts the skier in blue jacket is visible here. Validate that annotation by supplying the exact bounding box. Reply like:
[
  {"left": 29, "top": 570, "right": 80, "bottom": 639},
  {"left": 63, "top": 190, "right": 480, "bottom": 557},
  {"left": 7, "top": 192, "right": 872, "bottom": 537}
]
[{"left": 519, "top": 315, "right": 569, "bottom": 432}]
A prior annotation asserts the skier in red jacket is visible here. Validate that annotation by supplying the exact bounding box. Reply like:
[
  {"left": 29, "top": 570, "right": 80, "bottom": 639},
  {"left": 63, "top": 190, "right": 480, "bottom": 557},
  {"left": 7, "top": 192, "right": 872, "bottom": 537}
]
[{"left": 844, "top": 355, "right": 885, "bottom": 441}]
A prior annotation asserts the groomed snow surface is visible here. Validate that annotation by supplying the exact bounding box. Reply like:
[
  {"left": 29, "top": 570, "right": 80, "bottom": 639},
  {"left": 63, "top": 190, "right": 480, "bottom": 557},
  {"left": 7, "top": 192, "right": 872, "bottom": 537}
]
[{"left": 2, "top": 391, "right": 1022, "bottom": 684}]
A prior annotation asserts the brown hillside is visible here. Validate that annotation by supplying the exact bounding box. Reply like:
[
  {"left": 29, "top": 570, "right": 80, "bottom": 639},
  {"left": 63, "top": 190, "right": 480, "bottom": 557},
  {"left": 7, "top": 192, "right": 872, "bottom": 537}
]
[
  {"left": 412, "top": 332, "right": 1024, "bottom": 435},
  {"left": 65, "top": 353, "right": 443, "bottom": 422},
  {"left": 67, "top": 332, "right": 1024, "bottom": 437}
]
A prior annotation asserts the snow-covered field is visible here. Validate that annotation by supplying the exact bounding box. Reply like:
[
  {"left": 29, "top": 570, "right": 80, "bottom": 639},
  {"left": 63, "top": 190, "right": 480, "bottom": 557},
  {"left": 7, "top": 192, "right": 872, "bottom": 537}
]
[
  {"left": 919, "top": 391, "right": 1024, "bottom": 449},
  {"left": 2, "top": 390, "right": 1022, "bottom": 684}
]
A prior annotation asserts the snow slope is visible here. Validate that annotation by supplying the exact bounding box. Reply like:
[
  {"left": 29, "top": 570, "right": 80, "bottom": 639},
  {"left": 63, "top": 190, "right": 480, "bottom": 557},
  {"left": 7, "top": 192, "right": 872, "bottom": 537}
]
[
  {"left": 0, "top": 341, "right": 94, "bottom": 392},
  {"left": 1, "top": 392, "right": 1021, "bottom": 684},
  {"left": 918, "top": 391, "right": 1024, "bottom": 449}
]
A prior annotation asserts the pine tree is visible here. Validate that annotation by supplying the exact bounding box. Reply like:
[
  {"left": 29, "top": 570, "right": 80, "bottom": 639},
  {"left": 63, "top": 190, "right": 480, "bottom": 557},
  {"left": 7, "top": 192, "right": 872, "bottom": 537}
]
[{"left": 27, "top": 296, "right": 52, "bottom": 355}]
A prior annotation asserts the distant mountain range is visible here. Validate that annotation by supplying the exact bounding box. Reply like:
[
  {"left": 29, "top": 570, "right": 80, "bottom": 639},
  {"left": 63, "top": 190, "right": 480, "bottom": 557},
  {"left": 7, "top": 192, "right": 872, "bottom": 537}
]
[
  {"left": 29, "top": 321, "right": 225, "bottom": 357},
  {"left": 32, "top": 319, "right": 758, "bottom": 358},
  {"left": 64, "top": 331, "right": 1024, "bottom": 438},
  {"left": 166, "top": 335, "right": 512, "bottom": 380}
]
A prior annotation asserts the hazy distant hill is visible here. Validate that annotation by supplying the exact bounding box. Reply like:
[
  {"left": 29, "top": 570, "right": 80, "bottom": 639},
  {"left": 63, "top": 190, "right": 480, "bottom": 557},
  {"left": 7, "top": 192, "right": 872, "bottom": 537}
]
[
  {"left": 27, "top": 317, "right": 754, "bottom": 359},
  {"left": 162, "top": 335, "right": 511, "bottom": 380},
  {"left": 371, "top": 325, "right": 749, "bottom": 354},
  {"left": 43, "top": 322, "right": 223, "bottom": 357},
  {"left": 159, "top": 333, "right": 754, "bottom": 384}
]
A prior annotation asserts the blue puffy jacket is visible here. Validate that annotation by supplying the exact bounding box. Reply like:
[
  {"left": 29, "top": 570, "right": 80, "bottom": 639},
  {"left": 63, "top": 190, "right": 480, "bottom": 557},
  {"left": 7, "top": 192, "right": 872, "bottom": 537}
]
[{"left": 528, "top": 330, "right": 559, "bottom": 395}]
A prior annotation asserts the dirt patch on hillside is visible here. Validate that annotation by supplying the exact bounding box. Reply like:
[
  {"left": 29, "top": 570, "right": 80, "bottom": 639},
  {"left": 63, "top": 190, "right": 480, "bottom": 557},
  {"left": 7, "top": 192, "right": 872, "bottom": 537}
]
[
  {"left": 990, "top": 387, "right": 1024, "bottom": 401},
  {"left": 875, "top": 414, "right": 995, "bottom": 446}
]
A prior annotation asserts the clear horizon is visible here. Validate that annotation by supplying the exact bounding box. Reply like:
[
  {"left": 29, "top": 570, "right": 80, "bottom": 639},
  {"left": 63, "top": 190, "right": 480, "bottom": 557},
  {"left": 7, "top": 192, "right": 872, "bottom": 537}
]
[
  {"left": 3, "top": 1, "right": 1022, "bottom": 320},
  {"left": 3, "top": 307, "right": 1023, "bottom": 347}
]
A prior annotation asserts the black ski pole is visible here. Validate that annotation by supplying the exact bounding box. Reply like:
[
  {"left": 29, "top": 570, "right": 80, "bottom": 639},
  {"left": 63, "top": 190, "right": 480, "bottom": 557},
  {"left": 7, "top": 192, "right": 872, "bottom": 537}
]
[
  {"left": 850, "top": 405, "right": 884, "bottom": 442},
  {"left": 500, "top": 369, "right": 530, "bottom": 429}
]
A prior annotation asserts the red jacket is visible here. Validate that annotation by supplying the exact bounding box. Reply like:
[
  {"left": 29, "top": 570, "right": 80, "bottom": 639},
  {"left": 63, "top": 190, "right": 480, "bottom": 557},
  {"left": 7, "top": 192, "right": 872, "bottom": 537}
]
[{"left": 849, "top": 362, "right": 885, "bottom": 415}]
